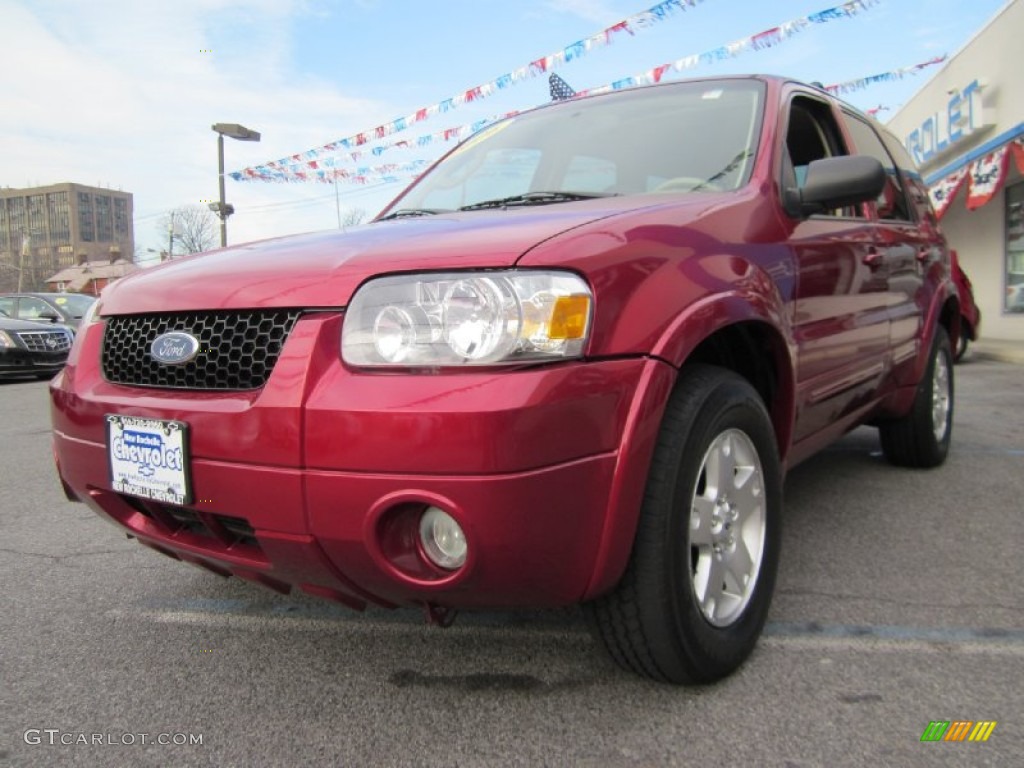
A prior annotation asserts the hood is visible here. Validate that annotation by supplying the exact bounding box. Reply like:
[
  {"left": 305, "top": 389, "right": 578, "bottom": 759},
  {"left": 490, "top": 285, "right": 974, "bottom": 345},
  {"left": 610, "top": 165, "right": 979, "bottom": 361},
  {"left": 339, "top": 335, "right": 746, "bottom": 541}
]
[
  {"left": 0, "top": 317, "right": 72, "bottom": 333},
  {"left": 99, "top": 198, "right": 670, "bottom": 315}
]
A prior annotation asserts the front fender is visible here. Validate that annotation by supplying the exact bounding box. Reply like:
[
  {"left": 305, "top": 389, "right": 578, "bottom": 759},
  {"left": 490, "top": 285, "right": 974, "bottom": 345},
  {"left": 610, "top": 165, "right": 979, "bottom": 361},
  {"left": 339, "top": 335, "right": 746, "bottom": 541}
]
[{"left": 581, "top": 260, "right": 796, "bottom": 601}]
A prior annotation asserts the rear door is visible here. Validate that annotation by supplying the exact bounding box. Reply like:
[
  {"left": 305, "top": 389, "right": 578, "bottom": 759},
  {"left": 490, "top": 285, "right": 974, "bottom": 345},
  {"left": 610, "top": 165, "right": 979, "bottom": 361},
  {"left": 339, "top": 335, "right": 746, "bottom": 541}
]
[
  {"left": 782, "top": 93, "right": 891, "bottom": 444},
  {"left": 842, "top": 114, "right": 929, "bottom": 385}
]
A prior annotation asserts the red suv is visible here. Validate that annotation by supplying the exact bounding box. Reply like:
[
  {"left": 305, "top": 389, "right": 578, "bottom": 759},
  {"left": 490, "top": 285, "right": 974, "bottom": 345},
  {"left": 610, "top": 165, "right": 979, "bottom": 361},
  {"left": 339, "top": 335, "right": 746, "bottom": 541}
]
[{"left": 51, "top": 76, "right": 959, "bottom": 684}]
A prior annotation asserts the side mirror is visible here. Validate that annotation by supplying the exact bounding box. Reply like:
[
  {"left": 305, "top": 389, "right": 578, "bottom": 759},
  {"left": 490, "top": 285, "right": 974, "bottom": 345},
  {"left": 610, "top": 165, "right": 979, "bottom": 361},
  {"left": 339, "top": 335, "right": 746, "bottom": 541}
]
[
  {"left": 792, "top": 155, "right": 886, "bottom": 218},
  {"left": 39, "top": 312, "right": 62, "bottom": 324}
]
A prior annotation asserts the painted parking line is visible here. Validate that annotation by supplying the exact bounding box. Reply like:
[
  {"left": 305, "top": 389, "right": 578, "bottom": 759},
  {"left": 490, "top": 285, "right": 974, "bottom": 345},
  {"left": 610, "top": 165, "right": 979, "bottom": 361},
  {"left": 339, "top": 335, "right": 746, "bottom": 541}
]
[
  {"left": 762, "top": 621, "right": 1024, "bottom": 656},
  {"left": 121, "top": 598, "right": 1024, "bottom": 654},
  {"left": 765, "top": 621, "right": 1024, "bottom": 643}
]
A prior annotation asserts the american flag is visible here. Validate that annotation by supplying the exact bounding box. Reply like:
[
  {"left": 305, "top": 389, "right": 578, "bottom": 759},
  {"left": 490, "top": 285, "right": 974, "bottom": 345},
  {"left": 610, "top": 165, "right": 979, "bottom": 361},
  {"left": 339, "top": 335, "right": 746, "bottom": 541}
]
[{"left": 549, "top": 73, "right": 576, "bottom": 101}]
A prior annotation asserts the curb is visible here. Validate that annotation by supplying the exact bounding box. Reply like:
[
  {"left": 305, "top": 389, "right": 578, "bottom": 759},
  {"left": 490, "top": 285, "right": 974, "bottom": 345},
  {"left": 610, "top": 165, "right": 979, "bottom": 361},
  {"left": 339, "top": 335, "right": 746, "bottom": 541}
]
[{"left": 968, "top": 343, "right": 1024, "bottom": 365}]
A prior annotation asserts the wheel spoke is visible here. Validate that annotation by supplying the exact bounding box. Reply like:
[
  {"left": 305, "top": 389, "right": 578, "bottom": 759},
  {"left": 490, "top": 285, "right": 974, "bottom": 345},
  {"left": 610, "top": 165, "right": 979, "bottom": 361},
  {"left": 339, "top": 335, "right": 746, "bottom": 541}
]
[
  {"left": 690, "top": 496, "right": 716, "bottom": 545},
  {"left": 709, "top": 436, "right": 737, "bottom": 496},
  {"left": 702, "top": 555, "right": 728, "bottom": 617},
  {"left": 730, "top": 465, "right": 762, "bottom": 515},
  {"left": 724, "top": 537, "right": 754, "bottom": 590}
]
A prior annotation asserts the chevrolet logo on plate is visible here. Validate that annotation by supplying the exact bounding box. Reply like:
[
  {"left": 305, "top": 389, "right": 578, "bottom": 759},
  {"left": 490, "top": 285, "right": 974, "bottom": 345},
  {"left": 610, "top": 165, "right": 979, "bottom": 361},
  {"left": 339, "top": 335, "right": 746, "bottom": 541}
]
[{"left": 150, "top": 331, "right": 200, "bottom": 365}]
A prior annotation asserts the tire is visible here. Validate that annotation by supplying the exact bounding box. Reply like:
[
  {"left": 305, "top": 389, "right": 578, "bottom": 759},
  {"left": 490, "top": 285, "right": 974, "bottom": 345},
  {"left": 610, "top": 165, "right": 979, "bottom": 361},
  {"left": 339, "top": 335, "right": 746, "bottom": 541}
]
[
  {"left": 879, "top": 326, "right": 953, "bottom": 468},
  {"left": 586, "top": 365, "right": 782, "bottom": 684}
]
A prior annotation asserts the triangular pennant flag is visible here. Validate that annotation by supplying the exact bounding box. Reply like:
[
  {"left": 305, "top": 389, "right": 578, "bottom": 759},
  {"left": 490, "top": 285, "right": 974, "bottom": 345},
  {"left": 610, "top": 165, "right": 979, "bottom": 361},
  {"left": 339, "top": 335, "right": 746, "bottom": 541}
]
[{"left": 549, "top": 73, "right": 576, "bottom": 101}]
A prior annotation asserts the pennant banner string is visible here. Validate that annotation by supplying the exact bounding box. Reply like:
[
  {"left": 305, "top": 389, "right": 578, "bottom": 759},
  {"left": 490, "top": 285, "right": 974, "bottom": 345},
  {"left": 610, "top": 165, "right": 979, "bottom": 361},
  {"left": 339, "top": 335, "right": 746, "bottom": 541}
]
[
  {"left": 233, "top": 111, "right": 524, "bottom": 182},
  {"left": 234, "top": 0, "right": 713, "bottom": 178},
  {"left": 233, "top": 0, "right": 880, "bottom": 183},
  {"left": 824, "top": 55, "right": 947, "bottom": 95},
  {"left": 239, "top": 54, "right": 951, "bottom": 187},
  {"left": 570, "top": 0, "right": 877, "bottom": 98}
]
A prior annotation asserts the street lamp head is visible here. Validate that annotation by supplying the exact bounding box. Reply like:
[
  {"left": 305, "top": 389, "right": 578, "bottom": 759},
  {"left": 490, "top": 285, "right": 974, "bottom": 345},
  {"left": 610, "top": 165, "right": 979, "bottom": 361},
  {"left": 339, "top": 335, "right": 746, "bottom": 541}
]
[
  {"left": 211, "top": 123, "right": 261, "bottom": 142},
  {"left": 208, "top": 202, "right": 235, "bottom": 218}
]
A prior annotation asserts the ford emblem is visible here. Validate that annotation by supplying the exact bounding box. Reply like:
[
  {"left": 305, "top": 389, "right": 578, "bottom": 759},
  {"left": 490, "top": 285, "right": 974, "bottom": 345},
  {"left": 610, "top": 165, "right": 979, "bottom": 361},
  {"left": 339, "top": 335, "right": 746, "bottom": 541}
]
[{"left": 150, "top": 331, "right": 200, "bottom": 365}]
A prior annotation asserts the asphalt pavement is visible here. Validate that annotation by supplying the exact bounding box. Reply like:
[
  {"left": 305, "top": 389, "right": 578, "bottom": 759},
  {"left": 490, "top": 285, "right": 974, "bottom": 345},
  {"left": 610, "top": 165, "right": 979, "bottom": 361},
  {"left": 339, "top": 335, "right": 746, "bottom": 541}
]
[{"left": 1, "top": 359, "right": 1021, "bottom": 767}]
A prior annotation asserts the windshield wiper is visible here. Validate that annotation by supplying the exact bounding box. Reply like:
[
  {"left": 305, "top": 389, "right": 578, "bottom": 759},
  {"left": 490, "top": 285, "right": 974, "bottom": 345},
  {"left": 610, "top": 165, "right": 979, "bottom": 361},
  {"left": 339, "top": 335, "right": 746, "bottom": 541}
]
[
  {"left": 459, "top": 191, "right": 617, "bottom": 211},
  {"left": 378, "top": 208, "right": 451, "bottom": 220}
]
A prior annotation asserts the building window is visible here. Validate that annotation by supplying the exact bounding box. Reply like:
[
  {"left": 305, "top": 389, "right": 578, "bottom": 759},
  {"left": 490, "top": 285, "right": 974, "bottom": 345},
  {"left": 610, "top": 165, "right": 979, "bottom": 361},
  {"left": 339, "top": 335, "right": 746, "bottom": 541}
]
[
  {"left": 48, "top": 191, "right": 71, "bottom": 247},
  {"left": 78, "top": 192, "right": 94, "bottom": 242},
  {"left": 9, "top": 197, "right": 27, "bottom": 250},
  {"left": 28, "top": 194, "right": 46, "bottom": 241},
  {"left": 1007, "top": 182, "right": 1024, "bottom": 313},
  {"left": 113, "top": 197, "right": 129, "bottom": 240},
  {"left": 0, "top": 199, "right": 8, "bottom": 252},
  {"left": 96, "top": 195, "right": 112, "bottom": 242}
]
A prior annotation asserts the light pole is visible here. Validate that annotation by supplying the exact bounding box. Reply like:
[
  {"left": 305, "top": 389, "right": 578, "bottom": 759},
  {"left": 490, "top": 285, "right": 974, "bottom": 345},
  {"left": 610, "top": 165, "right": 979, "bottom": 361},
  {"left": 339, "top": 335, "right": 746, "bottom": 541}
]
[
  {"left": 210, "top": 122, "right": 261, "bottom": 247},
  {"left": 19, "top": 233, "right": 30, "bottom": 291}
]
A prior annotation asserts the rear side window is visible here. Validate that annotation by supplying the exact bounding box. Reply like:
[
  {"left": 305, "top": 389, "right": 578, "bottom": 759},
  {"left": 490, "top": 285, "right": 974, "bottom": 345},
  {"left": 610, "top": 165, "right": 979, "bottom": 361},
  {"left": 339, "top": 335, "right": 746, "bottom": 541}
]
[
  {"left": 881, "top": 131, "right": 938, "bottom": 225},
  {"left": 843, "top": 114, "right": 913, "bottom": 222}
]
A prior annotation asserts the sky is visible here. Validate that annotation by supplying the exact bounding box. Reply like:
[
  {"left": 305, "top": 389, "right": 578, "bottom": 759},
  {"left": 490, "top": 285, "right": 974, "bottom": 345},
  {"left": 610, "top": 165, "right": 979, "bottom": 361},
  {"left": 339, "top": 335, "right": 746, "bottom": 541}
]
[{"left": 0, "top": 0, "right": 1012, "bottom": 263}]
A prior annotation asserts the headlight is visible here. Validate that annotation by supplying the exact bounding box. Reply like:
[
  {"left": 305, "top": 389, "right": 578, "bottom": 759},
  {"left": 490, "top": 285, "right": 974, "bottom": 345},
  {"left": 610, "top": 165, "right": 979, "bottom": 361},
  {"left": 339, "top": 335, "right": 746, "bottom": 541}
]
[
  {"left": 0, "top": 330, "right": 14, "bottom": 349},
  {"left": 342, "top": 270, "right": 592, "bottom": 367}
]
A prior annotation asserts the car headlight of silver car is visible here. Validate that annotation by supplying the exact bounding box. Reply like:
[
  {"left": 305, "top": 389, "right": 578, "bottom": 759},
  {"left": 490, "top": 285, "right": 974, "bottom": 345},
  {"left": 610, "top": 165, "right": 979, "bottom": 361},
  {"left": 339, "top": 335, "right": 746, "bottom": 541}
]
[{"left": 341, "top": 270, "right": 593, "bottom": 367}]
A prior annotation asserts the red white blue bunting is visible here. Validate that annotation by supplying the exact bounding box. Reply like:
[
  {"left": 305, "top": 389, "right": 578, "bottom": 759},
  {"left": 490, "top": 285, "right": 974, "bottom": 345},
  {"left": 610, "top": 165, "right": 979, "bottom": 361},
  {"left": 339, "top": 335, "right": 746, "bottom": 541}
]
[
  {"left": 274, "top": 159, "right": 430, "bottom": 185},
  {"left": 928, "top": 168, "right": 968, "bottom": 219},
  {"left": 234, "top": 0, "right": 881, "bottom": 183},
  {"left": 235, "top": 113, "right": 522, "bottom": 183},
  {"left": 232, "top": 0, "right": 712, "bottom": 181},
  {"left": 824, "top": 56, "right": 947, "bottom": 96},
  {"left": 966, "top": 145, "right": 1010, "bottom": 211},
  {"left": 928, "top": 138, "right": 1024, "bottom": 219},
  {"left": 571, "top": 0, "right": 877, "bottom": 98}
]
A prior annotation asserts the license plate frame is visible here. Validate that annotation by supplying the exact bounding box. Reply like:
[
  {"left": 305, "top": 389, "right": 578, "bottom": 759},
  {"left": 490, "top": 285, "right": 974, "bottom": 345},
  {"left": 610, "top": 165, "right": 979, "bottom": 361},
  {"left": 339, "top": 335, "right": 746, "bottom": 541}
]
[{"left": 106, "top": 415, "right": 192, "bottom": 505}]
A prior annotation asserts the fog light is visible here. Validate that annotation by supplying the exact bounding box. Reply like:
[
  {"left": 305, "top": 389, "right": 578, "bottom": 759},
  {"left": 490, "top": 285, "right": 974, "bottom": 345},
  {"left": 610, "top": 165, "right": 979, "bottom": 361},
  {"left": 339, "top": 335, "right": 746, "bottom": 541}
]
[{"left": 419, "top": 506, "right": 467, "bottom": 570}]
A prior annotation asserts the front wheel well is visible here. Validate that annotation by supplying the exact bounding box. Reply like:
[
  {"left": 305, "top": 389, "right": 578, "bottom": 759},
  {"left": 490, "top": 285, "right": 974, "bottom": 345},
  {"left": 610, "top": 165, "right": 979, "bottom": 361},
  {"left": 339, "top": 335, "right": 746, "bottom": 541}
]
[
  {"left": 940, "top": 295, "right": 961, "bottom": 350},
  {"left": 684, "top": 322, "right": 792, "bottom": 460}
]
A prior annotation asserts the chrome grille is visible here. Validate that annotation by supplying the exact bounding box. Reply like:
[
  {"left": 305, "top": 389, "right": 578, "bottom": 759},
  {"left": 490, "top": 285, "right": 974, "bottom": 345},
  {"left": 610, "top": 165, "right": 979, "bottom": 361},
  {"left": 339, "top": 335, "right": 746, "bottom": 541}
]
[
  {"left": 101, "top": 310, "right": 302, "bottom": 390},
  {"left": 16, "top": 329, "right": 72, "bottom": 352}
]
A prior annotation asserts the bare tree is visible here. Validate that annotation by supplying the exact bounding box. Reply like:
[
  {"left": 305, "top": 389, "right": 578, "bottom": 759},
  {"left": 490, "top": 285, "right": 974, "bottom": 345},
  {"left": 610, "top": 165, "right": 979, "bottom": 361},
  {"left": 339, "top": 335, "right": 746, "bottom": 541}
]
[
  {"left": 156, "top": 206, "right": 217, "bottom": 257},
  {"left": 342, "top": 207, "right": 367, "bottom": 230}
]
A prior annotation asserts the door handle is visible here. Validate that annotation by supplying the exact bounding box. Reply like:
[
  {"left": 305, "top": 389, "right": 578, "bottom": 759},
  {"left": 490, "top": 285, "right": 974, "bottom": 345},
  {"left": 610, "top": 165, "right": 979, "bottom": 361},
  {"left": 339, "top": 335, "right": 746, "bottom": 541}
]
[
  {"left": 916, "top": 248, "right": 931, "bottom": 262},
  {"left": 863, "top": 249, "right": 883, "bottom": 269}
]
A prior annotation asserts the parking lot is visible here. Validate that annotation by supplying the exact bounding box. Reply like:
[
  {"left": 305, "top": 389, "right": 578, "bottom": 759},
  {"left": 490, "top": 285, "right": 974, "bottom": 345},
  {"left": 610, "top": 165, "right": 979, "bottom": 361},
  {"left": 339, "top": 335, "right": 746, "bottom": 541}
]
[{"left": 1, "top": 358, "right": 1021, "bottom": 767}]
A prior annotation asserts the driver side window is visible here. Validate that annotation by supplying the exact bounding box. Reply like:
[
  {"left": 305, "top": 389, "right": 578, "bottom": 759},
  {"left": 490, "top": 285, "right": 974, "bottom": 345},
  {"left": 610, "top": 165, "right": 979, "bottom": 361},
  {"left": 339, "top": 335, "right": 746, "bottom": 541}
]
[
  {"left": 19, "top": 298, "right": 52, "bottom": 320},
  {"left": 784, "top": 96, "right": 858, "bottom": 217}
]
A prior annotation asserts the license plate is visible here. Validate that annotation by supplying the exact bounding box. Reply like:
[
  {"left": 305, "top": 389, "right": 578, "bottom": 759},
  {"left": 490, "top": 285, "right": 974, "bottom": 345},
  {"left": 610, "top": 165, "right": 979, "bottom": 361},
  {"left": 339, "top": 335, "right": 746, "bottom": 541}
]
[{"left": 107, "top": 415, "right": 192, "bottom": 505}]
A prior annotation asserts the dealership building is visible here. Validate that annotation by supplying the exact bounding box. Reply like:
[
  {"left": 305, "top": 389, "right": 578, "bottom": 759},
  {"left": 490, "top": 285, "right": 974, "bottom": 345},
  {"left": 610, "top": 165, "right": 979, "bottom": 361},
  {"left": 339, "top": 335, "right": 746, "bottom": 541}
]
[{"left": 886, "top": 0, "right": 1024, "bottom": 343}]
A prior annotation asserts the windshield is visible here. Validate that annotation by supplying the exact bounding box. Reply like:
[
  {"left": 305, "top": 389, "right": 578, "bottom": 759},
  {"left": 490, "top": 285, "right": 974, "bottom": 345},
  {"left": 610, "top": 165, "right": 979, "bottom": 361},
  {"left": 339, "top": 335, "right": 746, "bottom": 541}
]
[
  {"left": 52, "top": 294, "right": 97, "bottom": 317},
  {"left": 391, "top": 79, "right": 765, "bottom": 213}
]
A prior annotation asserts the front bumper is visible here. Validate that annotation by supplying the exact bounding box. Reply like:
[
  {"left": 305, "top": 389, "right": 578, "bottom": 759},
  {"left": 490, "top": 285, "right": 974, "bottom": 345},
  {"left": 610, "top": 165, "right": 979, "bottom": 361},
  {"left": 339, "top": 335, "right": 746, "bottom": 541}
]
[
  {"left": 1, "top": 347, "right": 67, "bottom": 378},
  {"left": 52, "top": 312, "right": 667, "bottom": 610}
]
